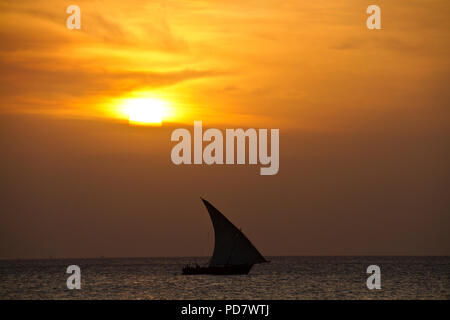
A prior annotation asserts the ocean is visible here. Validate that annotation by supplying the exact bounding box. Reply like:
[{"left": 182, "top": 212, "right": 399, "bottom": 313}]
[{"left": 0, "top": 256, "right": 448, "bottom": 299}]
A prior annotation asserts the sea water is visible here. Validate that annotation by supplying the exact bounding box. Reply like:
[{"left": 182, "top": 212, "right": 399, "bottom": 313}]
[{"left": 0, "top": 256, "right": 448, "bottom": 299}]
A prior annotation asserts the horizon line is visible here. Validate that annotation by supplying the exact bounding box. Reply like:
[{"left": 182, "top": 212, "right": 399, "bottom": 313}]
[{"left": 1, "top": 254, "right": 449, "bottom": 261}]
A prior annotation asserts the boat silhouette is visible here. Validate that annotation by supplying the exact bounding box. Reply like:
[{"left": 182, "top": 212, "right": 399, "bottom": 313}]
[{"left": 182, "top": 198, "right": 269, "bottom": 275}]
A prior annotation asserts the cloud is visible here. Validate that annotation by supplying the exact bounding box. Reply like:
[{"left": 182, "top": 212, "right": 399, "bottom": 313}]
[
  {"left": 0, "top": 58, "right": 222, "bottom": 111},
  {"left": 0, "top": 0, "right": 188, "bottom": 53},
  {"left": 0, "top": 0, "right": 209, "bottom": 114},
  {"left": 330, "top": 36, "right": 419, "bottom": 52}
]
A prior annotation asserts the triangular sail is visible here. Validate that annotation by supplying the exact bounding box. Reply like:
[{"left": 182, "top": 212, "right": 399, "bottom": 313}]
[{"left": 201, "top": 198, "right": 267, "bottom": 267}]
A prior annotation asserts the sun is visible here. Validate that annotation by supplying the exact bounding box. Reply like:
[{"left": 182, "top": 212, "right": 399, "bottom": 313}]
[{"left": 120, "top": 98, "right": 168, "bottom": 125}]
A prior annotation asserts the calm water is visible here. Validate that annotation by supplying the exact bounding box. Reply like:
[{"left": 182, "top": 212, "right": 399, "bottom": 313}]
[{"left": 0, "top": 256, "right": 448, "bottom": 299}]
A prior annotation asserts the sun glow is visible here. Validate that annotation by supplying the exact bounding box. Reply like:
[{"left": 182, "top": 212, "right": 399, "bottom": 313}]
[{"left": 120, "top": 98, "right": 168, "bottom": 125}]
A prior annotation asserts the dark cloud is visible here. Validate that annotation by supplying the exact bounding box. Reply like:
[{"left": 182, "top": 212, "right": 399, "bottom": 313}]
[
  {"left": 0, "top": 59, "right": 222, "bottom": 110},
  {"left": 330, "top": 36, "right": 419, "bottom": 52}
]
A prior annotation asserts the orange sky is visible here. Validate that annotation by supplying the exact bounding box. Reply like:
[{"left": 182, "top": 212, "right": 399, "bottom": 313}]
[
  {"left": 0, "top": 0, "right": 448, "bottom": 128},
  {"left": 0, "top": 1, "right": 449, "bottom": 258}
]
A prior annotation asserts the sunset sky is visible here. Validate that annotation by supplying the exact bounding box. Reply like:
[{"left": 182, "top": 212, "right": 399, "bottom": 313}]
[{"left": 0, "top": 0, "right": 449, "bottom": 259}]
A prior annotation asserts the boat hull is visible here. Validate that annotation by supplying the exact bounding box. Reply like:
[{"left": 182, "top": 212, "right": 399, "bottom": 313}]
[{"left": 182, "top": 264, "right": 253, "bottom": 275}]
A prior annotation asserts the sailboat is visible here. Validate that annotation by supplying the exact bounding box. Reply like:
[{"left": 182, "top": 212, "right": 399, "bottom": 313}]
[{"left": 182, "top": 198, "right": 269, "bottom": 275}]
